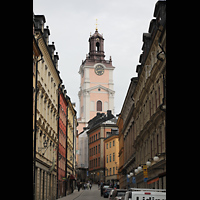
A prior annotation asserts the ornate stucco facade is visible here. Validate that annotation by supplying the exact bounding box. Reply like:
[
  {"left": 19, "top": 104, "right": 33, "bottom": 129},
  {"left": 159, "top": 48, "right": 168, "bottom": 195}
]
[
  {"left": 33, "top": 14, "right": 62, "bottom": 200},
  {"left": 117, "top": 0, "right": 166, "bottom": 190}
]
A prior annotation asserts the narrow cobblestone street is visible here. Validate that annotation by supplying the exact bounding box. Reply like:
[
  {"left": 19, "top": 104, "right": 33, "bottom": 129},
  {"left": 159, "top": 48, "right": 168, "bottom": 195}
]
[{"left": 57, "top": 184, "right": 104, "bottom": 200}]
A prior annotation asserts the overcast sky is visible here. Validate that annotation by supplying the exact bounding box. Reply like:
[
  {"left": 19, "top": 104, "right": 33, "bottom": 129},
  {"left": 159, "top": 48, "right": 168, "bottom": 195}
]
[{"left": 33, "top": 0, "right": 158, "bottom": 118}]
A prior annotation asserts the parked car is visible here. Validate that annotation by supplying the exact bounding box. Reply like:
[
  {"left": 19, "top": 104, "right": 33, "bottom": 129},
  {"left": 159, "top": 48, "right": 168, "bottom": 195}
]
[
  {"left": 108, "top": 189, "right": 115, "bottom": 199},
  {"left": 109, "top": 189, "right": 127, "bottom": 200},
  {"left": 103, "top": 187, "right": 113, "bottom": 198},
  {"left": 124, "top": 188, "right": 166, "bottom": 200}
]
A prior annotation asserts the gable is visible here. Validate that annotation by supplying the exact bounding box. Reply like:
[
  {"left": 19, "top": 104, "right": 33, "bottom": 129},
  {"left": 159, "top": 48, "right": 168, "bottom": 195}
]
[{"left": 86, "top": 85, "right": 115, "bottom": 94}]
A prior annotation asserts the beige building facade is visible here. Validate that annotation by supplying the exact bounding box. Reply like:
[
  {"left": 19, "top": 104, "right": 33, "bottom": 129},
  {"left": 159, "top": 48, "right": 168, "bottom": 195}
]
[
  {"left": 117, "top": 0, "right": 166, "bottom": 190},
  {"left": 66, "top": 98, "right": 78, "bottom": 194},
  {"left": 33, "top": 14, "right": 62, "bottom": 200}
]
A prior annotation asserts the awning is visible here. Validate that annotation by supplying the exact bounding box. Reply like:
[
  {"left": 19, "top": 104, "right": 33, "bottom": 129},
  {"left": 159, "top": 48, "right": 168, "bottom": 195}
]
[
  {"left": 147, "top": 177, "right": 159, "bottom": 184},
  {"left": 70, "top": 174, "right": 76, "bottom": 180}
]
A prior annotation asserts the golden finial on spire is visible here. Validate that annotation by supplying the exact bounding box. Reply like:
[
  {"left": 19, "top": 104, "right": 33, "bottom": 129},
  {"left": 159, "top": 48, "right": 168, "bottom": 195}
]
[{"left": 95, "top": 19, "right": 99, "bottom": 31}]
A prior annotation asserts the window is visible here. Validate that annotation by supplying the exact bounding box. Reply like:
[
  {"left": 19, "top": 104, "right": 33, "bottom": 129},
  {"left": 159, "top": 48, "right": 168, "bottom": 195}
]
[
  {"left": 107, "top": 155, "right": 108, "bottom": 163},
  {"left": 113, "top": 153, "right": 115, "bottom": 161},
  {"left": 110, "top": 142, "right": 111, "bottom": 148},
  {"left": 113, "top": 140, "right": 115, "bottom": 146},
  {"left": 96, "top": 134, "right": 97, "bottom": 140},
  {"left": 97, "top": 100, "right": 102, "bottom": 111},
  {"left": 107, "top": 143, "right": 108, "bottom": 149},
  {"left": 96, "top": 146, "right": 97, "bottom": 154},
  {"left": 110, "top": 168, "right": 112, "bottom": 175},
  {"left": 98, "top": 144, "right": 100, "bottom": 153},
  {"left": 96, "top": 42, "right": 100, "bottom": 51},
  {"left": 113, "top": 167, "right": 115, "bottom": 174},
  {"left": 110, "top": 154, "right": 111, "bottom": 162}
]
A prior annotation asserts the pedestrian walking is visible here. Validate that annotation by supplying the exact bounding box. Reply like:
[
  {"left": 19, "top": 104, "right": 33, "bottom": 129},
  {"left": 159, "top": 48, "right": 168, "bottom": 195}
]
[
  {"left": 100, "top": 181, "right": 104, "bottom": 196},
  {"left": 84, "top": 183, "right": 87, "bottom": 190},
  {"left": 87, "top": 182, "right": 90, "bottom": 190},
  {"left": 77, "top": 182, "right": 81, "bottom": 192},
  {"left": 89, "top": 183, "right": 92, "bottom": 190}
]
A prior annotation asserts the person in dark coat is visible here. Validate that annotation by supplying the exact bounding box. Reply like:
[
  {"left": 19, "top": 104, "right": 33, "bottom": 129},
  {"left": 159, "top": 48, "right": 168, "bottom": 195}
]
[
  {"left": 89, "top": 183, "right": 92, "bottom": 190},
  {"left": 100, "top": 181, "right": 104, "bottom": 196},
  {"left": 77, "top": 182, "right": 81, "bottom": 192}
]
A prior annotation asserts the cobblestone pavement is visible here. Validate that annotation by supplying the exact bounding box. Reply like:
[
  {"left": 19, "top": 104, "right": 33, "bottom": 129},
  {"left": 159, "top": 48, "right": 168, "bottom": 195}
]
[{"left": 57, "top": 184, "right": 104, "bottom": 200}]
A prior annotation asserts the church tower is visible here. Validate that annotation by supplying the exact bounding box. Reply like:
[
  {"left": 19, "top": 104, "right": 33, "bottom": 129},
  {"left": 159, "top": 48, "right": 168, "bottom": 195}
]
[{"left": 78, "top": 27, "right": 115, "bottom": 131}]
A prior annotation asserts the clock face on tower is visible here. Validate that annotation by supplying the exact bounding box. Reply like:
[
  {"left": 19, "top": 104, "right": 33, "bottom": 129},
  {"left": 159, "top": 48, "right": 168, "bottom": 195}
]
[{"left": 95, "top": 65, "right": 104, "bottom": 76}]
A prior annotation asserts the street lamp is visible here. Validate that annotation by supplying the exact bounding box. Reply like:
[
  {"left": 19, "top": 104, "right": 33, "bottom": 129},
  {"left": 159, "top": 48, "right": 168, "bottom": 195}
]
[
  {"left": 137, "top": 165, "right": 142, "bottom": 172},
  {"left": 153, "top": 155, "right": 159, "bottom": 162},
  {"left": 146, "top": 160, "right": 151, "bottom": 167},
  {"left": 134, "top": 168, "right": 138, "bottom": 174}
]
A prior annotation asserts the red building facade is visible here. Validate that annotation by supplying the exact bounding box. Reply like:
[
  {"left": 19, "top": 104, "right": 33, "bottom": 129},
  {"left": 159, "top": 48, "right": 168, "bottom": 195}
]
[{"left": 58, "top": 86, "right": 67, "bottom": 198}]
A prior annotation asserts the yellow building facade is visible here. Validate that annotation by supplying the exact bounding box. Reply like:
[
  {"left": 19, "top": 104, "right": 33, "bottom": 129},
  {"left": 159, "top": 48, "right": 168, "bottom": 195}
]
[
  {"left": 104, "top": 132, "right": 119, "bottom": 187},
  {"left": 66, "top": 98, "right": 78, "bottom": 194}
]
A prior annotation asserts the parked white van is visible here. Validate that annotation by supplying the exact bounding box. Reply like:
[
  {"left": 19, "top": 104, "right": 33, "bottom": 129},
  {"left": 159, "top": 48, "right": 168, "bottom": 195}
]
[{"left": 124, "top": 188, "right": 166, "bottom": 200}]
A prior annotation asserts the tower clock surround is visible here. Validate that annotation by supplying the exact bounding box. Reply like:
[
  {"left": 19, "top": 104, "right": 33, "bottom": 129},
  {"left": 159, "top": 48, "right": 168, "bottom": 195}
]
[{"left": 94, "top": 63, "right": 105, "bottom": 76}]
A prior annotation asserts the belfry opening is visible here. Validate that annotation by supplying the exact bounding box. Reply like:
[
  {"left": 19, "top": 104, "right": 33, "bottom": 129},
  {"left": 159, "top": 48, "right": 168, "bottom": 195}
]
[{"left": 96, "top": 42, "right": 100, "bottom": 52}]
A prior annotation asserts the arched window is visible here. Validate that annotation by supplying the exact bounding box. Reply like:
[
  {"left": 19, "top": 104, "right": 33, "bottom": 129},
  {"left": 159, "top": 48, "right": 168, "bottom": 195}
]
[
  {"left": 97, "top": 100, "right": 102, "bottom": 111},
  {"left": 96, "top": 42, "right": 100, "bottom": 52}
]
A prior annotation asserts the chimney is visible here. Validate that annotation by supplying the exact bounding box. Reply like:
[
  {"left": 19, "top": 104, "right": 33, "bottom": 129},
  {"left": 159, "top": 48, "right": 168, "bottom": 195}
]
[
  {"left": 97, "top": 113, "right": 101, "bottom": 117},
  {"left": 34, "top": 15, "right": 46, "bottom": 33},
  {"left": 107, "top": 110, "right": 112, "bottom": 117},
  {"left": 54, "top": 52, "right": 59, "bottom": 69},
  {"left": 48, "top": 42, "right": 55, "bottom": 60},
  {"left": 43, "top": 26, "right": 50, "bottom": 45}
]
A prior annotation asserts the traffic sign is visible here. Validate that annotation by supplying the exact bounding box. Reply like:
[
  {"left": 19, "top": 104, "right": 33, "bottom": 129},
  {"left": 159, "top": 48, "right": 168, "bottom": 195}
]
[
  {"left": 143, "top": 165, "right": 148, "bottom": 178},
  {"left": 144, "top": 178, "right": 148, "bottom": 182}
]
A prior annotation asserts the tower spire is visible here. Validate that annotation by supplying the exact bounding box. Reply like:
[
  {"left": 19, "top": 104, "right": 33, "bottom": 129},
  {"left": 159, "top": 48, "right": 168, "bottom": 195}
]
[{"left": 95, "top": 19, "right": 99, "bottom": 31}]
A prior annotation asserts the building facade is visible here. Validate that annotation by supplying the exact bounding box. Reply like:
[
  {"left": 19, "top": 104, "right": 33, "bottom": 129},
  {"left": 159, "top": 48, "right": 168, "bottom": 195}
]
[
  {"left": 87, "top": 111, "right": 117, "bottom": 183},
  {"left": 76, "top": 129, "right": 88, "bottom": 182},
  {"left": 104, "top": 129, "right": 119, "bottom": 187},
  {"left": 58, "top": 85, "right": 67, "bottom": 198},
  {"left": 33, "top": 14, "right": 62, "bottom": 200},
  {"left": 66, "top": 97, "right": 78, "bottom": 194},
  {"left": 117, "top": 0, "right": 166, "bottom": 190},
  {"left": 117, "top": 77, "right": 138, "bottom": 189}
]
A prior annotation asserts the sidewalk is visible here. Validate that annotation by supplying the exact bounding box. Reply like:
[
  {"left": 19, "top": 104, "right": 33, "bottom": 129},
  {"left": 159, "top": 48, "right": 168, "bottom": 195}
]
[{"left": 57, "top": 189, "right": 84, "bottom": 200}]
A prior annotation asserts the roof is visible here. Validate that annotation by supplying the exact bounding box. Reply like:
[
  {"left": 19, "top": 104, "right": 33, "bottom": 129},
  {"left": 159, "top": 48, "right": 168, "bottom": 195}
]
[{"left": 90, "top": 30, "right": 104, "bottom": 39}]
